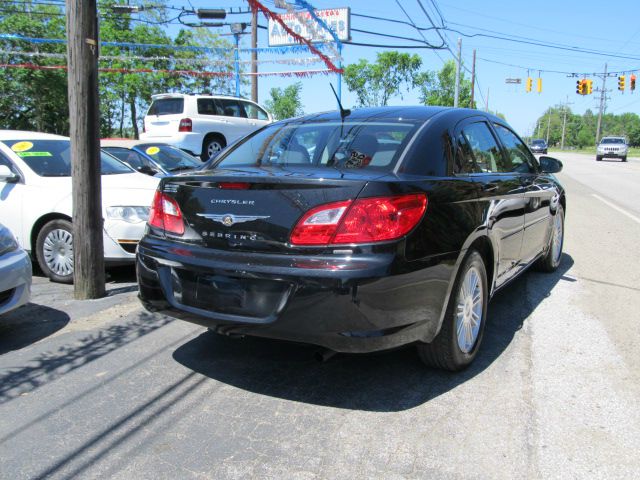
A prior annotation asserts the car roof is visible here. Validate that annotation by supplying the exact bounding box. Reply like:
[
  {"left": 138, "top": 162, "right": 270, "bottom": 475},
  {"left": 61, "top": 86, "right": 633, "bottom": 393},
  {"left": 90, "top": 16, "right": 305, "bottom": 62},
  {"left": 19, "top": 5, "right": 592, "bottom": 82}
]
[
  {"left": 0, "top": 130, "right": 68, "bottom": 141},
  {"left": 274, "top": 106, "right": 504, "bottom": 125},
  {"left": 150, "top": 93, "right": 253, "bottom": 102}
]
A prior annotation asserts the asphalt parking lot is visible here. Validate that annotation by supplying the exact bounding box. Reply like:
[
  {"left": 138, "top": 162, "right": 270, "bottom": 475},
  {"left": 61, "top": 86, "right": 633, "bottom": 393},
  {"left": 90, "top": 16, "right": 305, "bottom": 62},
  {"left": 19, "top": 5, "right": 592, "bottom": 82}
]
[{"left": 1, "top": 153, "right": 639, "bottom": 479}]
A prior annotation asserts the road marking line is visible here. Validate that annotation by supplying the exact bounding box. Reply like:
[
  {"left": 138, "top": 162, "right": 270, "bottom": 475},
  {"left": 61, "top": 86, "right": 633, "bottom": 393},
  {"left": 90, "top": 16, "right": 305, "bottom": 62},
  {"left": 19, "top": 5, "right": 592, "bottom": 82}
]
[{"left": 592, "top": 194, "right": 640, "bottom": 225}]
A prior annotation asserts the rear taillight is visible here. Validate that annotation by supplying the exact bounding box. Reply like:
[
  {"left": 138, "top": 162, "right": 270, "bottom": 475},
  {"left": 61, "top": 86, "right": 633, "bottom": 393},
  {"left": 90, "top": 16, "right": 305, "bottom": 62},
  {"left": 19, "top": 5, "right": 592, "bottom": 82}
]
[
  {"left": 290, "top": 193, "right": 427, "bottom": 246},
  {"left": 148, "top": 190, "right": 185, "bottom": 235},
  {"left": 178, "top": 118, "right": 192, "bottom": 132}
]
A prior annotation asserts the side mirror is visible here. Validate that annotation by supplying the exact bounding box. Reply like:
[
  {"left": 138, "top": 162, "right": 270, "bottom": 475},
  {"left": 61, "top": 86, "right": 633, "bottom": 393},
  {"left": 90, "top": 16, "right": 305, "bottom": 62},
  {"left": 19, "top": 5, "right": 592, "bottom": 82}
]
[
  {"left": 539, "top": 156, "right": 563, "bottom": 174},
  {"left": 137, "top": 165, "right": 158, "bottom": 176},
  {"left": 0, "top": 165, "right": 19, "bottom": 183}
]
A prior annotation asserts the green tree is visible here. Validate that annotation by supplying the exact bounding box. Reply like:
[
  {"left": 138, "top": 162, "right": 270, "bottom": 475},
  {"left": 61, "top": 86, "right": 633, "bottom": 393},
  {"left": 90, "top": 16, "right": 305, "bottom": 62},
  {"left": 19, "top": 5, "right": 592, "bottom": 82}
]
[
  {"left": 0, "top": 1, "right": 69, "bottom": 133},
  {"left": 264, "top": 82, "right": 304, "bottom": 120},
  {"left": 343, "top": 51, "right": 422, "bottom": 107},
  {"left": 416, "top": 60, "right": 475, "bottom": 108}
]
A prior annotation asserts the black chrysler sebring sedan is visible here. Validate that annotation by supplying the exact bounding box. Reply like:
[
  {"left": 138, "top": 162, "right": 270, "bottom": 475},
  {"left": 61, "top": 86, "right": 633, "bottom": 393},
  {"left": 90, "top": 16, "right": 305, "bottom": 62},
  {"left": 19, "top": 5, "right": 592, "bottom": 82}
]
[{"left": 137, "top": 106, "right": 565, "bottom": 371}]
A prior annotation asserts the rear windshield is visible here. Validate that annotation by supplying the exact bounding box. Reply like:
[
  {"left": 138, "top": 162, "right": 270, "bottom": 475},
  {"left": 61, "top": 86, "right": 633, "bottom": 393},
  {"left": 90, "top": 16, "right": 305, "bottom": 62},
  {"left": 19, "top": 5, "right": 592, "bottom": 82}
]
[
  {"left": 137, "top": 144, "right": 201, "bottom": 172},
  {"left": 214, "top": 120, "right": 419, "bottom": 171},
  {"left": 3, "top": 139, "right": 133, "bottom": 176},
  {"left": 600, "top": 138, "right": 625, "bottom": 144},
  {"left": 147, "top": 98, "right": 184, "bottom": 116}
]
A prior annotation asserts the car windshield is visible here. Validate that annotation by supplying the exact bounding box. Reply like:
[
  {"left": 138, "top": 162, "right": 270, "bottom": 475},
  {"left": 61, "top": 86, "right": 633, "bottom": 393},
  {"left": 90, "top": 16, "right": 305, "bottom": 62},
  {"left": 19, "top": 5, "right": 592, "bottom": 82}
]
[
  {"left": 532, "top": 139, "right": 545, "bottom": 145},
  {"left": 214, "top": 120, "right": 419, "bottom": 171},
  {"left": 137, "top": 144, "right": 201, "bottom": 171},
  {"left": 2, "top": 139, "right": 133, "bottom": 176},
  {"left": 600, "top": 138, "right": 625, "bottom": 144}
]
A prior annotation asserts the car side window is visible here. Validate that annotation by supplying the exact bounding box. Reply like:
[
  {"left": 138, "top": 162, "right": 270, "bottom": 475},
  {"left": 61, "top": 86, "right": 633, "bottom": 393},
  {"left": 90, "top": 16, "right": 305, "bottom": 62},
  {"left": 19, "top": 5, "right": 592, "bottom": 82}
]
[
  {"left": 460, "top": 122, "right": 504, "bottom": 173},
  {"left": 493, "top": 124, "right": 537, "bottom": 174},
  {"left": 197, "top": 99, "right": 222, "bottom": 116},
  {"left": 453, "top": 133, "right": 477, "bottom": 174},
  {"left": 242, "top": 102, "right": 269, "bottom": 121},
  {"left": 218, "top": 99, "right": 248, "bottom": 118}
]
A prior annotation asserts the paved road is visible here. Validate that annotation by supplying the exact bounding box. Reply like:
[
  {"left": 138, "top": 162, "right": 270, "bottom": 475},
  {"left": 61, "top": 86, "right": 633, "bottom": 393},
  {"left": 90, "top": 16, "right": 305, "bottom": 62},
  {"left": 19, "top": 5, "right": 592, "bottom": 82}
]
[{"left": 1, "top": 153, "right": 639, "bottom": 479}]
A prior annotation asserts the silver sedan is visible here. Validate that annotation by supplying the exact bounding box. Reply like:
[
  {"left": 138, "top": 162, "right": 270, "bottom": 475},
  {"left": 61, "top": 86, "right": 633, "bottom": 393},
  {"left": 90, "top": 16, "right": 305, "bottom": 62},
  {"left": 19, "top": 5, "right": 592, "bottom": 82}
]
[{"left": 0, "top": 222, "right": 31, "bottom": 315}]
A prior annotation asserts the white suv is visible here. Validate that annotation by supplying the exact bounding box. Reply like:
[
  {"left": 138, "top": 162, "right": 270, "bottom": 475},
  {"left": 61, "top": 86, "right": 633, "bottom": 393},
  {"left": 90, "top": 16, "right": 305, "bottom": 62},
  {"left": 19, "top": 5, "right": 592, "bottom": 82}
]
[
  {"left": 141, "top": 94, "right": 272, "bottom": 160},
  {"left": 596, "top": 136, "right": 628, "bottom": 162}
]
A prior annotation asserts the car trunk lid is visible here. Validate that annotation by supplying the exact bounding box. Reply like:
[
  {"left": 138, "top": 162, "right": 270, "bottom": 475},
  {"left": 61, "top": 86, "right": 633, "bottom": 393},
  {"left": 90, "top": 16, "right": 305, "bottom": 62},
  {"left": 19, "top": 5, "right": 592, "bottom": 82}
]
[{"left": 160, "top": 166, "right": 386, "bottom": 252}]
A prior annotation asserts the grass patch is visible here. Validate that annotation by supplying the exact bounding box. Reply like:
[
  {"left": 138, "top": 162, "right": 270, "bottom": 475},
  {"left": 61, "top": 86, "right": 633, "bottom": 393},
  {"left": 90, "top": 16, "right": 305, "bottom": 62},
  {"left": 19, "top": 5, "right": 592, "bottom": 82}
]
[{"left": 548, "top": 147, "right": 640, "bottom": 156}]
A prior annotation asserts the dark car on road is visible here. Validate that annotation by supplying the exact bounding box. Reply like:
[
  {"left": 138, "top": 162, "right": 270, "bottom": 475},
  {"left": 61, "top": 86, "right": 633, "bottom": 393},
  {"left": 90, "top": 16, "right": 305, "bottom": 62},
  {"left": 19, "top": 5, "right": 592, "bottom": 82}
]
[
  {"left": 137, "top": 107, "right": 566, "bottom": 371},
  {"left": 529, "top": 138, "right": 548, "bottom": 154}
]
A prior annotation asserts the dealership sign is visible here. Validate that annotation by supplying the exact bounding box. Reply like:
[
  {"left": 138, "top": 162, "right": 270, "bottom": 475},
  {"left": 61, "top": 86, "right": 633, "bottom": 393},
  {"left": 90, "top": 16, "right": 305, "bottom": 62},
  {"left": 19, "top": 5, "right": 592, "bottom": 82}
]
[{"left": 268, "top": 8, "right": 350, "bottom": 47}]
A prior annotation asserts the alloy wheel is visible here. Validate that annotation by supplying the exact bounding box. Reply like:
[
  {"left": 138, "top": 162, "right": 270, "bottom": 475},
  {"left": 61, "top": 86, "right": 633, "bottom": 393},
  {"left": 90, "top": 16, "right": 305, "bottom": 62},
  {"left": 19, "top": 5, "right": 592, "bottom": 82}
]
[
  {"left": 551, "top": 209, "right": 564, "bottom": 264},
  {"left": 455, "top": 266, "right": 484, "bottom": 353}
]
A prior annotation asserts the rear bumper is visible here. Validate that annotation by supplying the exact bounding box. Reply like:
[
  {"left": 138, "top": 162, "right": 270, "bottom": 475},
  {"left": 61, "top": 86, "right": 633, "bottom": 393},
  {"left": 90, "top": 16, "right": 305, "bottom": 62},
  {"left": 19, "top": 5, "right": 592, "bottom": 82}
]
[
  {"left": 0, "top": 249, "right": 32, "bottom": 315},
  {"left": 137, "top": 237, "right": 457, "bottom": 353},
  {"left": 140, "top": 132, "right": 203, "bottom": 156}
]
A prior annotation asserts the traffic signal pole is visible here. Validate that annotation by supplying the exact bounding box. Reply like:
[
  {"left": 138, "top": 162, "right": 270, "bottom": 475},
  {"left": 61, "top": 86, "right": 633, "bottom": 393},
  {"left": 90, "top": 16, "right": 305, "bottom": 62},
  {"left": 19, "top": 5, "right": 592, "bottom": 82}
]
[
  {"left": 596, "top": 63, "right": 607, "bottom": 145},
  {"left": 66, "top": 0, "right": 105, "bottom": 299}
]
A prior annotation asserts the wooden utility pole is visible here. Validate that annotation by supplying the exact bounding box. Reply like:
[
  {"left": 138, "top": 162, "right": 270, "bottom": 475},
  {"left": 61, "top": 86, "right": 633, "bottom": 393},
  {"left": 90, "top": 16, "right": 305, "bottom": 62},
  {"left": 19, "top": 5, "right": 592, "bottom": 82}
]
[
  {"left": 66, "top": 0, "right": 105, "bottom": 299},
  {"left": 251, "top": 6, "right": 258, "bottom": 103},
  {"left": 470, "top": 49, "right": 476, "bottom": 108},
  {"left": 453, "top": 37, "right": 461, "bottom": 108}
]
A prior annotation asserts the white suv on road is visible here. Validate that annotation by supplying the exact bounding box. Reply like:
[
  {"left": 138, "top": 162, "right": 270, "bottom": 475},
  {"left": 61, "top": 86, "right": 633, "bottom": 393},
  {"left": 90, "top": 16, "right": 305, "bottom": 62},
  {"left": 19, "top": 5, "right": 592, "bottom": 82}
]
[
  {"left": 596, "top": 136, "right": 628, "bottom": 162},
  {"left": 141, "top": 93, "right": 272, "bottom": 160}
]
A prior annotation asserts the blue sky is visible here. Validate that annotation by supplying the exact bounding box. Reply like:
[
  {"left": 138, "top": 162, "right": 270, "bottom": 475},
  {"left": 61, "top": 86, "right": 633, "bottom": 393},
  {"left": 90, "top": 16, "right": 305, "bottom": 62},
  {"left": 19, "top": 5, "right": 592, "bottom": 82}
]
[{"left": 163, "top": 0, "right": 640, "bottom": 135}]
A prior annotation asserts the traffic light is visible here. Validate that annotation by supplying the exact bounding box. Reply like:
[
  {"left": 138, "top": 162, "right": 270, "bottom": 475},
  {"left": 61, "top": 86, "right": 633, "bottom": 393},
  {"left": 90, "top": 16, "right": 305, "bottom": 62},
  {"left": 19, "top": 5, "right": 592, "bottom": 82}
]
[
  {"left": 618, "top": 75, "right": 625, "bottom": 91},
  {"left": 525, "top": 77, "right": 533, "bottom": 92},
  {"left": 586, "top": 79, "right": 593, "bottom": 95},
  {"left": 537, "top": 77, "right": 542, "bottom": 93},
  {"left": 576, "top": 79, "right": 585, "bottom": 95},
  {"left": 631, "top": 74, "right": 636, "bottom": 92}
]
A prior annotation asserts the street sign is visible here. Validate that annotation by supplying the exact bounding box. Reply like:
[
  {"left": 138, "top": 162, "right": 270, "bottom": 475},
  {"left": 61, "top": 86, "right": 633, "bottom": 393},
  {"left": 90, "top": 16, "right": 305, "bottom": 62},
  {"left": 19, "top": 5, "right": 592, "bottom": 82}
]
[
  {"left": 268, "top": 7, "right": 350, "bottom": 46},
  {"left": 505, "top": 78, "right": 522, "bottom": 84}
]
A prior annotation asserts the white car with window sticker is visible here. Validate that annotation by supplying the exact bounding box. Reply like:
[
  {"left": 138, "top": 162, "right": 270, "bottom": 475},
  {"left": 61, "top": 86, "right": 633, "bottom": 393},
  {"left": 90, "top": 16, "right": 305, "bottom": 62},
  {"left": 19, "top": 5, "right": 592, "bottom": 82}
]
[
  {"left": 140, "top": 93, "right": 272, "bottom": 160},
  {"left": 0, "top": 131, "right": 159, "bottom": 283}
]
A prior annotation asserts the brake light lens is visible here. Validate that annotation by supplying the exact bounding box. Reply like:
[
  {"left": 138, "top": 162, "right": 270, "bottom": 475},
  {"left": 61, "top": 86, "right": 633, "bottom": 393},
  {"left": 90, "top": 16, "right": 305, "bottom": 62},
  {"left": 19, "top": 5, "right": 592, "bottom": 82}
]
[
  {"left": 218, "top": 182, "right": 250, "bottom": 190},
  {"left": 148, "top": 190, "right": 185, "bottom": 235},
  {"left": 290, "top": 194, "right": 427, "bottom": 246},
  {"left": 290, "top": 200, "right": 352, "bottom": 245},
  {"left": 178, "top": 118, "right": 192, "bottom": 132}
]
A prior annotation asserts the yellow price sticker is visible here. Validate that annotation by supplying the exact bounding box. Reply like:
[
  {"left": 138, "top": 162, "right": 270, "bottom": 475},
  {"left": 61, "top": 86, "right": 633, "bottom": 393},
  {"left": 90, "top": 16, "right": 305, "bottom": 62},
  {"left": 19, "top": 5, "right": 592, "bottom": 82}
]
[
  {"left": 11, "top": 141, "right": 34, "bottom": 152},
  {"left": 145, "top": 146, "right": 160, "bottom": 155}
]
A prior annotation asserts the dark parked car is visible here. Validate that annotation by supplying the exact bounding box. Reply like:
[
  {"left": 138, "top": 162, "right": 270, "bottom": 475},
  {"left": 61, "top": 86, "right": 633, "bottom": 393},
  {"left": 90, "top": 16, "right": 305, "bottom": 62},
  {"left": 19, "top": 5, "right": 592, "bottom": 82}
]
[
  {"left": 529, "top": 138, "right": 548, "bottom": 154},
  {"left": 101, "top": 140, "right": 202, "bottom": 176},
  {"left": 137, "top": 107, "right": 566, "bottom": 371}
]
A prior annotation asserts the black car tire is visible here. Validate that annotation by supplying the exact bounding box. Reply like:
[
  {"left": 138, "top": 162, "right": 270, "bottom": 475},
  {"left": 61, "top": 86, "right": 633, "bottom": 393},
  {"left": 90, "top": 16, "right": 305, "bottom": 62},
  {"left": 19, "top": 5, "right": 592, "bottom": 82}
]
[
  {"left": 417, "top": 250, "right": 488, "bottom": 371},
  {"left": 36, "top": 218, "right": 74, "bottom": 284},
  {"left": 621, "top": 156, "right": 627, "bottom": 162},
  {"left": 596, "top": 156, "right": 602, "bottom": 161},
  {"left": 536, "top": 204, "right": 565, "bottom": 273},
  {"left": 202, "top": 134, "right": 226, "bottom": 161}
]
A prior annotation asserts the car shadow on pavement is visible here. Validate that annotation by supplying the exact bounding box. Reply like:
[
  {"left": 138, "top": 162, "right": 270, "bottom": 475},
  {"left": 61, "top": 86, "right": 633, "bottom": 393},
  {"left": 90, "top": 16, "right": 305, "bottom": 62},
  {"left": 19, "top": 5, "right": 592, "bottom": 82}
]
[
  {"left": 0, "top": 304, "right": 70, "bottom": 355},
  {"left": 173, "top": 253, "right": 575, "bottom": 412}
]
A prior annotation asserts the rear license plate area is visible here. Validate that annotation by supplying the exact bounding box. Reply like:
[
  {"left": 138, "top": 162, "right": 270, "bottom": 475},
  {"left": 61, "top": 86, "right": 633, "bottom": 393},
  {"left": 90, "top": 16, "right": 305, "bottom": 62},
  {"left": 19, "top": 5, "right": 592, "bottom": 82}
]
[
  {"left": 196, "top": 275, "right": 246, "bottom": 310},
  {"left": 172, "top": 268, "right": 292, "bottom": 318}
]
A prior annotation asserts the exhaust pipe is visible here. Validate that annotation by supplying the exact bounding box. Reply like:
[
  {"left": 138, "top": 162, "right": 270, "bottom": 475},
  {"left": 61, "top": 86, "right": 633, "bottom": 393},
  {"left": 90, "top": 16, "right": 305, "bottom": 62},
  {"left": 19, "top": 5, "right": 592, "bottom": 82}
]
[{"left": 314, "top": 348, "right": 337, "bottom": 363}]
